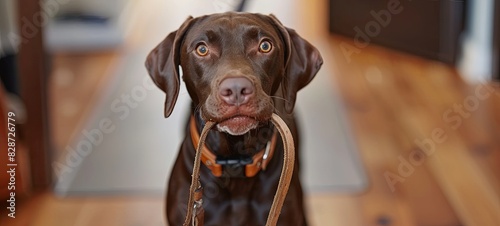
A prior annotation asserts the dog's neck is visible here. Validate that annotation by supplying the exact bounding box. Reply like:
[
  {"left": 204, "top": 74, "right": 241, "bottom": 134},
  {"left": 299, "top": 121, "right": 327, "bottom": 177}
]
[{"left": 193, "top": 111, "right": 274, "bottom": 158}]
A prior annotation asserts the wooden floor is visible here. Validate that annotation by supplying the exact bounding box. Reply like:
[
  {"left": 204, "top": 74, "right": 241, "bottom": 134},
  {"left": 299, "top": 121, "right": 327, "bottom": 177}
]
[
  {"left": 324, "top": 35, "right": 500, "bottom": 226},
  {"left": 2, "top": 0, "right": 500, "bottom": 225}
]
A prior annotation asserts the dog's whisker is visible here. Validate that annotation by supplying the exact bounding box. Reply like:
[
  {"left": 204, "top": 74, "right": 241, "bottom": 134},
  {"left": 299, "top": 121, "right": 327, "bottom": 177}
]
[
  {"left": 270, "top": 95, "right": 290, "bottom": 103},
  {"left": 272, "top": 105, "right": 284, "bottom": 115},
  {"left": 193, "top": 104, "right": 202, "bottom": 116}
]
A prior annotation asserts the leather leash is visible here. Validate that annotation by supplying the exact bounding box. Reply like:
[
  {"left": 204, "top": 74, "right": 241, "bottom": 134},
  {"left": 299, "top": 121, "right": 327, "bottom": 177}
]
[{"left": 182, "top": 113, "right": 295, "bottom": 226}]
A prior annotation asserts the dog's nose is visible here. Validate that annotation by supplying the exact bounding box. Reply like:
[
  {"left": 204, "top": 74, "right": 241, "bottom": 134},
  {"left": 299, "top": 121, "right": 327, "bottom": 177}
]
[{"left": 219, "top": 77, "right": 254, "bottom": 106}]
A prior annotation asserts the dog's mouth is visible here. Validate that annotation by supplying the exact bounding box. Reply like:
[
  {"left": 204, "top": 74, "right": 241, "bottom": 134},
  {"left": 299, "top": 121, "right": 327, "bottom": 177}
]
[{"left": 216, "top": 115, "right": 261, "bottom": 136}]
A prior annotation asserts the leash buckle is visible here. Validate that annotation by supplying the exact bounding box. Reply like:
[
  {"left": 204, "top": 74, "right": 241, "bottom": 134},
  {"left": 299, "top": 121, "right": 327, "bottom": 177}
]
[{"left": 263, "top": 140, "right": 272, "bottom": 161}]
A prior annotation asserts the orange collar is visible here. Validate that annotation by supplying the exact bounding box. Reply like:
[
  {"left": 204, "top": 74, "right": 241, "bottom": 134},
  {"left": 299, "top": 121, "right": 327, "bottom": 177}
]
[{"left": 189, "top": 115, "right": 278, "bottom": 177}]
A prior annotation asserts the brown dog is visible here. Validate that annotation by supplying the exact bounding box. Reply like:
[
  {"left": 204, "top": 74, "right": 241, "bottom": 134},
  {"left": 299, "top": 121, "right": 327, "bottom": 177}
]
[{"left": 146, "top": 12, "right": 322, "bottom": 226}]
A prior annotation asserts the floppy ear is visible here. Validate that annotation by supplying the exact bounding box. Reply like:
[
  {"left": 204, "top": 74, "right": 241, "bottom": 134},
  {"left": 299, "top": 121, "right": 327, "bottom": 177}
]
[
  {"left": 268, "top": 15, "right": 323, "bottom": 114},
  {"left": 145, "top": 16, "right": 196, "bottom": 118}
]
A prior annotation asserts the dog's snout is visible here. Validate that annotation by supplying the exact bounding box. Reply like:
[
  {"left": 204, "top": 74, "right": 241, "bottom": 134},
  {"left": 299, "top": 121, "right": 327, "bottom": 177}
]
[{"left": 219, "top": 77, "right": 254, "bottom": 106}]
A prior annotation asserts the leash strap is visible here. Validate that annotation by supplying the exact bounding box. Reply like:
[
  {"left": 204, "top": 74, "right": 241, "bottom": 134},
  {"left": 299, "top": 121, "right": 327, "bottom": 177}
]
[
  {"left": 182, "top": 113, "right": 295, "bottom": 226},
  {"left": 265, "top": 113, "right": 295, "bottom": 226},
  {"left": 183, "top": 120, "right": 215, "bottom": 226}
]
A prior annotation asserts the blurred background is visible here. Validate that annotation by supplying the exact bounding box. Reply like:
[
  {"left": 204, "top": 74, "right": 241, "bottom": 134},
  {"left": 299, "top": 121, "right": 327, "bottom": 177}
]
[{"left": 1, "top": 0, "right": 500, "bottom": 225}]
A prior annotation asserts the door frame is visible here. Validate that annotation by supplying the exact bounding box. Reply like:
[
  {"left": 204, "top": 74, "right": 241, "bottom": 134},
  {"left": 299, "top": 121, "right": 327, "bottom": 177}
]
[
  {"left": 18, "top": 0, "right": 52, "bottom": 190},
  {"left": 493, "top": 0, "right": 500, "bottom": 80}
]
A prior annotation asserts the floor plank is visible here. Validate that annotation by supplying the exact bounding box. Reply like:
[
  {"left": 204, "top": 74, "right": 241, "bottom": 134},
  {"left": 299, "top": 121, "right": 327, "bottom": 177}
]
[{"left": 405, "top": 65, "right": 500, "bottom": 226}]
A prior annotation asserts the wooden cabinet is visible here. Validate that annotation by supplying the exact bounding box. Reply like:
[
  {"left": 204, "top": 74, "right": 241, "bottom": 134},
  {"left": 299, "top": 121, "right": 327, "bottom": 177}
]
[{"left": 329, "top": 0, "right": 466, "bottom": 64}]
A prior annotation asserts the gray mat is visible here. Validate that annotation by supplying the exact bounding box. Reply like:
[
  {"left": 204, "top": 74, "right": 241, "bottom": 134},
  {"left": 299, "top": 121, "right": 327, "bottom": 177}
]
[{"left": 54, "top": 45, "right": 367, "bottom": 196}]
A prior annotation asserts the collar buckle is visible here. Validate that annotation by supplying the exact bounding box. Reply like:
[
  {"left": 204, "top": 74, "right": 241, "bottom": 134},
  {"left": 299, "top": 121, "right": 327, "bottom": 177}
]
[{"left": 215, "top": 156, "right": 253, "bottom": 166}]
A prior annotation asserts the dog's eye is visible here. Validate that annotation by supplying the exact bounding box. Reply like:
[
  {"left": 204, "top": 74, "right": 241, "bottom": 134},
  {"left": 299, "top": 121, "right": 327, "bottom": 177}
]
[
  {"left": 196, "top": 44, "right": 209, "bottom": 56},
  {"left": 259, "top": 40, "right": 272, "bottom": 53}
]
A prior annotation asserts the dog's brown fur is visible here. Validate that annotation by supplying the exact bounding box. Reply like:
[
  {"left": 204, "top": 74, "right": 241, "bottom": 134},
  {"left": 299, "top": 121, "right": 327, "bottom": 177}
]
[{"left": 146, "top": 12, "right": 322, "bottom": 226}]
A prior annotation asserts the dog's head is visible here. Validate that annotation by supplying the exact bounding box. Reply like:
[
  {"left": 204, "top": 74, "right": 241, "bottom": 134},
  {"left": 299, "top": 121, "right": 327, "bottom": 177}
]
[{"left": 146, "top": 12, "right": 322, "bottom": 135}]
